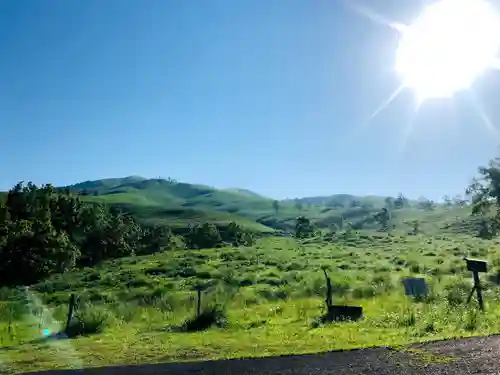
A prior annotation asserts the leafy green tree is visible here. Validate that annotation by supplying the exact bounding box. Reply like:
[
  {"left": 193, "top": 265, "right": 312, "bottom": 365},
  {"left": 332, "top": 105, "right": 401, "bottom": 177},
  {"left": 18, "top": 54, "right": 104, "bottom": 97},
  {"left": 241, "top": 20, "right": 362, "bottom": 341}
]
[
  {"left": 185, "top": 223, "right": 222, "bottom": 249},
  {"left": 139, "top": 225, "right": 174, "bottom": 254},
  {"left": 374, "top": 208, "right": 391, "bottom": 232},
  {"left": 0, "top": 218, "right": 79, "bottom": 285},
  {"left": 272, "top": 200, "right": 280, "bottom": 213},
  {"left": 417, "top": 196, "right": 435, "bottom": 211},
  {"left": 466, "top": 157, "right": 500, "bottom": 237},
  {"left": 220, "top": 221, "right": 254, "bottom": 246},
  {"left": 394, "top": 193, "right": 408, "bottom": 209},
  {"left": 0, "top": 181, "right": 152, "bottom": 283},
  {"left": 295, "top": 216, "right": 315, "bottom": 238}
]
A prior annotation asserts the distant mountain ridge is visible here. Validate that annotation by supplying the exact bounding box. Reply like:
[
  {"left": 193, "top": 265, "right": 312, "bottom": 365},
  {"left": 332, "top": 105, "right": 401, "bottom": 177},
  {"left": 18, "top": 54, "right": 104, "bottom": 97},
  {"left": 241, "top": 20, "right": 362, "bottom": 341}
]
[
  {"left": 2, "top": 176, "right": 472, "bottom": 236},
  {"left": 68, "top": 176, "right": 396, "bottom": 205}
]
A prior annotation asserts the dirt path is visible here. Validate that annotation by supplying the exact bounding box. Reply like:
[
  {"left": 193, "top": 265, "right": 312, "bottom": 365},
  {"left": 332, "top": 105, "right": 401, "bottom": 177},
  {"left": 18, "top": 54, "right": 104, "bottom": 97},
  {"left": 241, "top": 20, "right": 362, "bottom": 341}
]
[{"left": 22, "top": 335, "right": 500, "bottom": 375}]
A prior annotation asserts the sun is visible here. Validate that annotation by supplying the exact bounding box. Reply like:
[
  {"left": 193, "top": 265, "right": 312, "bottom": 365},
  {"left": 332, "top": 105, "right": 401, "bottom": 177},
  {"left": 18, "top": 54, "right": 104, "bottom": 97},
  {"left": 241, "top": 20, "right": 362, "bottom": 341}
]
[{"left": 395, "top": 0, "right": 500, "bottom": 102}]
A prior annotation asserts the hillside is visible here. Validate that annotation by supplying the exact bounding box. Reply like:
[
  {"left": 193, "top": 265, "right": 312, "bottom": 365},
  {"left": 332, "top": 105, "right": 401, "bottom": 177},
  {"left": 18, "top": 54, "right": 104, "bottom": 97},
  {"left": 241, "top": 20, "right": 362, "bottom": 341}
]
[
  {"left": 0, "top": 177, "right": 474, "bottom": 236},
  {"left": 68, "top": 177, "right": 278, "bottom": 233},
  {"left": 63, "top": 176, "right": 474, "bottom": 236}
]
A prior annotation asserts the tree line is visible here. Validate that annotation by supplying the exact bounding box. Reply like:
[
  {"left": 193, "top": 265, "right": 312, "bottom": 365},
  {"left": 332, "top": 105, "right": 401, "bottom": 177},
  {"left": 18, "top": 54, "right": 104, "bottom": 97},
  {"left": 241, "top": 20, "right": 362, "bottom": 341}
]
[{"left": 0, "top": 182, "right": 254, "bottom": 286}]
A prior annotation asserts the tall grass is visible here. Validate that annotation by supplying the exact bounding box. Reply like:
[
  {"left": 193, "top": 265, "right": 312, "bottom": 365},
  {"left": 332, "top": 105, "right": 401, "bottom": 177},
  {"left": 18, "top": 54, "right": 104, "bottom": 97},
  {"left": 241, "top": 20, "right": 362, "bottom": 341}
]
[{"left": 2, "top": 235, "right": 500, "bottom": 372}]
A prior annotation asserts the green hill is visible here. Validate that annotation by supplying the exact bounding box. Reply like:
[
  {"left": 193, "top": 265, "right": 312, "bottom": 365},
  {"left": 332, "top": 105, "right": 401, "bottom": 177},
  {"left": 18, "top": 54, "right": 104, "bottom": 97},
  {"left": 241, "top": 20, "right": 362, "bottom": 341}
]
[
  {"left": 60, "top": 176, "right": 476, "bottom": 237},
  {"left": 1, "top": 176, "right": 475, "bottom": 236},
  {"left": 68, "top": 177, "right": 278, "bottom": 233}
]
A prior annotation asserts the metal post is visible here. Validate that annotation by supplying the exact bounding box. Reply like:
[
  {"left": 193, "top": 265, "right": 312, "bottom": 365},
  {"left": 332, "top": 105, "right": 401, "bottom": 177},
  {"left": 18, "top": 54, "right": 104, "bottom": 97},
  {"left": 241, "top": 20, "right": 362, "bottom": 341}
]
[
  {"left": 65, "top": 294, "right": 76, "bottom": 333},
  {"left": 473, "top": 271, "right": 484, "bottom": 311}
]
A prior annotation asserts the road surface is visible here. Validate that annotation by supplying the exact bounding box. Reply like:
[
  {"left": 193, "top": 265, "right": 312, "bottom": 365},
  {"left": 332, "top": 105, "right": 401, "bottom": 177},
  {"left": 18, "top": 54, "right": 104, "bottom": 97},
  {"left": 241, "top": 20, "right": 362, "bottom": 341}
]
[{"left": 23, "top": 335, "right": 500, "bottom": 375}]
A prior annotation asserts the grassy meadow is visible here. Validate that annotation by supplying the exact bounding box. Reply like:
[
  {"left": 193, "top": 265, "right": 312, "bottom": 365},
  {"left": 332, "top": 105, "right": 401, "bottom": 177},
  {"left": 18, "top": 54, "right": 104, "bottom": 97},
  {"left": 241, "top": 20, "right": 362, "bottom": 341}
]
[{"left": 2, "top": 233, "right": 500, "bottom": 374}]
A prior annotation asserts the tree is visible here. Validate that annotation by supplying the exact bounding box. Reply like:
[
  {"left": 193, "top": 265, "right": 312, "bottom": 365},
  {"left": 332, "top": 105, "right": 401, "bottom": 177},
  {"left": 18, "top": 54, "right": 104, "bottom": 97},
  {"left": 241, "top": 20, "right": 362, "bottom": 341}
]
[
  {"left": 295, "top": 216, "right": 315, "bottom": 238},
  {"left": 272, "top": 200, "right": 280, "bottom": 214},
  {"left": 219, "top": 221, "right": 254, "bottom": 246},
  {"left": 466, "top": 157, "right": 500, "bottom": 237},
  {"left": 417, "top": 196, "right": 435, "bottom": 211},
  {"left": 139, "top": 225, "right": 174, "bottom": 254},
  {"left": 185, "top": 223, "right": 222, "bottom": 249},
  {"left": 0, "top": 196, "right": 80, "bottom": 285},
  {"left": 374, "top": 208, "right": 391, "bottom": 233},
  {"left": 394, "top": 193, "right": 408, "bottom": 209},
  {"left": 0, "top": 181, "right": 154, "bottom": 284}
]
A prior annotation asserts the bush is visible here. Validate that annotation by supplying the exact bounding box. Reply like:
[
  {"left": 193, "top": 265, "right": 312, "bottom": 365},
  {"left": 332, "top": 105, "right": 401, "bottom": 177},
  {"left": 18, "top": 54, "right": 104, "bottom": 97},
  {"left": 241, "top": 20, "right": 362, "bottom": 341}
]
[
  {"left": 445, "top": 281, "right": 470, "bottom": 306},
  {"left": 65, "top": 305, "right": 114, "bottom": 338}
]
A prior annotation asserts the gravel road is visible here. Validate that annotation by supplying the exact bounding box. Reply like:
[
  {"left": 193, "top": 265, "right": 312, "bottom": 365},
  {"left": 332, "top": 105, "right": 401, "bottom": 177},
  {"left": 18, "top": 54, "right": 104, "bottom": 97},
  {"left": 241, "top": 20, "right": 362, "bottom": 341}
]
[{"left": 23, "top": 335, "right": 500, "bottom": 375}]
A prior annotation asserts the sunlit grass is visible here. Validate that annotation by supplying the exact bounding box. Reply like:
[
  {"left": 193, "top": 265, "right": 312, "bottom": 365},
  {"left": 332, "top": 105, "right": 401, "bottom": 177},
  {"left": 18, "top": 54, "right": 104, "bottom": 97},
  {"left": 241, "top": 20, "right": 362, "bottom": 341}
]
[{"left": 1, "top": 235, "right": 500, "bottom": 374}]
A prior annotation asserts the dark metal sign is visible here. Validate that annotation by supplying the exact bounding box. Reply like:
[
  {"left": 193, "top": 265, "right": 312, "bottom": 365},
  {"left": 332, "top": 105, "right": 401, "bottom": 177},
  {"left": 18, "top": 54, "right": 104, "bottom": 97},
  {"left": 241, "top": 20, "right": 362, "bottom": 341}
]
[
  {"left": 465, "top": 258, "right": 488, "bottom": 273},
  {"left": 464, "top": 257, "right": 488, "bottom": 311},
  {"left": 402, "top": 277, "right": 428, "bottom": 297}
]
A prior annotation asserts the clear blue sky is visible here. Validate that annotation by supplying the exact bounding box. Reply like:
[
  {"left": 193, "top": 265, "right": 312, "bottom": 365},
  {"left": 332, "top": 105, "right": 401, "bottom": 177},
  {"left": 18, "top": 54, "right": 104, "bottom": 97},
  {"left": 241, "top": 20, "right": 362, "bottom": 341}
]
[{"left": 2, "top": 0, "right": 500, "bottom": 200}]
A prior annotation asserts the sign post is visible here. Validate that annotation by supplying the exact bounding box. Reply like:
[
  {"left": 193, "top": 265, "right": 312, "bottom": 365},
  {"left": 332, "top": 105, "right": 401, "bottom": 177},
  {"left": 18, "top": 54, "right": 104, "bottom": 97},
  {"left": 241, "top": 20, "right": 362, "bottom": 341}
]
[{"left": 465, "top": 258, "right": 487, "bottom": 311}]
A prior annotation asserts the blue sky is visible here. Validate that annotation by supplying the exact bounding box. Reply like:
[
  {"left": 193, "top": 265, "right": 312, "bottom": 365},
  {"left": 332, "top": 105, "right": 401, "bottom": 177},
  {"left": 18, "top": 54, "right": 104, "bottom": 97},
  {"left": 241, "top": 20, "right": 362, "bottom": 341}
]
[{"left": 2, "top": 0, "right": 500, "bottom": 200}]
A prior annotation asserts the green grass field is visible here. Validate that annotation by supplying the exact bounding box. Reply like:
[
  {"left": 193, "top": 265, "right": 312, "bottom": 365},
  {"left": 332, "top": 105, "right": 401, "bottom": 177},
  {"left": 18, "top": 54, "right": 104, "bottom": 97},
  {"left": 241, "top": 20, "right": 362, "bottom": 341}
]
[{"left": 1, "top": 233, "right": 500, "bottom": 374}]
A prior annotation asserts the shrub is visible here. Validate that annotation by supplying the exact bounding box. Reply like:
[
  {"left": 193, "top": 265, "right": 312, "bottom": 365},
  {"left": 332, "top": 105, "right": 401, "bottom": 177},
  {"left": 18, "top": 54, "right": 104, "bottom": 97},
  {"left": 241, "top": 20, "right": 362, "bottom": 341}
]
[{"left": 65, "top": 305, "right": 114, "bottom": 338}]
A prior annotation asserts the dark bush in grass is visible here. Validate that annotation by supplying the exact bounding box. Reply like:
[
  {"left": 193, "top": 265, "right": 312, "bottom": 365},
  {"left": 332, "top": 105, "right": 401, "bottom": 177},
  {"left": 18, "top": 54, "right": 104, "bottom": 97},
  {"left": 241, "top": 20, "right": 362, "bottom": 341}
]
[
  {"left": 255, "top": 285, "right": 290, "bottom": 301},
  {"left": 445, "top": 281, "right": 470, "bottom": 306},
  {"left": 177, "top": 305, "right": 228, "bottom": 332},
  {"left": 352, "top": 285, "right": 377, "bottom": 299},
  {"left": 65, "top": 306, "right": 113, "bottom": 338}
]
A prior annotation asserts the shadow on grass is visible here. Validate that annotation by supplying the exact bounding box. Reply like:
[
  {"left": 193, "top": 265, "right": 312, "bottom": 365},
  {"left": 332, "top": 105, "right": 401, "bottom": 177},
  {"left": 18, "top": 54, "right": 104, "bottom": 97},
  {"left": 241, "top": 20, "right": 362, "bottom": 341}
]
[
  {"left": 170, "top": 306, "right": 228, "bottom": 332},
  {"left": 311, "top": 305, "right": 363, "bottom": 328}
]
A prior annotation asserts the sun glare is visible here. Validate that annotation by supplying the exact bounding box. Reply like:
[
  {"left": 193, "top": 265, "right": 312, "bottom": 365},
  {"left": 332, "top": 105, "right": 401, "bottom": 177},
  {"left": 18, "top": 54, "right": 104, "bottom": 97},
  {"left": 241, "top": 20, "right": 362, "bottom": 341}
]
[{"left": 396, "top": 0, "right": 500, "bottom": 101}]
